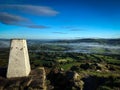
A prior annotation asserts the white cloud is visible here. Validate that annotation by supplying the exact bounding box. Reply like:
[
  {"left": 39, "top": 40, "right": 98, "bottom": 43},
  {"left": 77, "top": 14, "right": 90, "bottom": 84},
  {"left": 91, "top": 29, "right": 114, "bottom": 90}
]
[
  {"left": 0, "top": 5, "right": 59, "bottom": 16},
  {"left": 0, "top": 12, "right": 49, "bottom": 29}
]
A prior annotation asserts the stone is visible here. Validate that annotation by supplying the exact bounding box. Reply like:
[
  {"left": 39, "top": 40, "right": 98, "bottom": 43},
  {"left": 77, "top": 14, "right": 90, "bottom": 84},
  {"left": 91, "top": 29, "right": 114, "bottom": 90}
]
[
  {"left": 29, "top": 67, "right": 46, "bottom": 90},
  {"left": 7, "top": 39, "right": 31, "bottom": 78}
]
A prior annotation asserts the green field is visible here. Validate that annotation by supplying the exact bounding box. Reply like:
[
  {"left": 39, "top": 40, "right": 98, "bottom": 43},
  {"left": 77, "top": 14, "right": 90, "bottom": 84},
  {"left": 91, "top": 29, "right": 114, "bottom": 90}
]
[{"left": 0, "top": 49, "right": 120, "bottom": 90}]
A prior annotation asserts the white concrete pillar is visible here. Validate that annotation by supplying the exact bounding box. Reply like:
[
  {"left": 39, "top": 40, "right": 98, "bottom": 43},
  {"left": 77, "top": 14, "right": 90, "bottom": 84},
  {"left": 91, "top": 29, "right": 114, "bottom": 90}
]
[{"left": 7, "top": 39, "right": 31, "bottom": 78}]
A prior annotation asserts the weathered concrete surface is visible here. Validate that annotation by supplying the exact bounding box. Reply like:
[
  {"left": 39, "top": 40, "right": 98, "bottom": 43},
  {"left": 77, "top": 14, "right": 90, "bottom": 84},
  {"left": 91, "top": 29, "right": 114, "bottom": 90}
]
[{"left": 7, "top": 39, "right": 31, "bottom": 78}]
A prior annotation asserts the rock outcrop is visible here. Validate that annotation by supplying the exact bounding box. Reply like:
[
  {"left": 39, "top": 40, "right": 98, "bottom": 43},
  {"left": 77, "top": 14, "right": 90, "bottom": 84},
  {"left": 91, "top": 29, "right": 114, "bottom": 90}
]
[{"left": 0, "top": 67, "right": 46, "bottom": 90}]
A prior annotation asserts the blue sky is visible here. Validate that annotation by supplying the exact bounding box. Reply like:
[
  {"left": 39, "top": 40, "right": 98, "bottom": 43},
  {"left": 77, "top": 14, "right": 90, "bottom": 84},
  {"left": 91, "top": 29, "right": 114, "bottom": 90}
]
[{"left": 0, "top": 0, "right": 120, "bottom": 39}]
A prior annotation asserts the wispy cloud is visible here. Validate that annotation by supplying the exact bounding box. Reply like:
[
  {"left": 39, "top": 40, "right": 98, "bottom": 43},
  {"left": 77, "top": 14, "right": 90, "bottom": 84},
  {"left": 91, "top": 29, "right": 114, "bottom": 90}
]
[
  {"left": 52, "top": 32, "right": 67, "bottom": 34},
  {"left": 0, "top": 12, "right": 49, "bottom": 29},
  {"left": 62, "top": 26, "right": 74, "bottom": 29},
  {"left": 0, "top": 5, "right": 59, "bottom": 16},
  {"left": 0, "top": 5, "right": 59, "bottom": 28},
  {"left": 0, "top": 12, "right": 28, "bottom": 25},
  {"left": 25, "top": 25, "right": 49, "bottom": 29},
  {"left": 61, "top": 26, "right": 86, "bottom": 31},
  {"left": 70, "top": 29, "right": 84, "bottom": 31},
  {"left": 75, "top": 37, "right": 84, "bottom": 39}
]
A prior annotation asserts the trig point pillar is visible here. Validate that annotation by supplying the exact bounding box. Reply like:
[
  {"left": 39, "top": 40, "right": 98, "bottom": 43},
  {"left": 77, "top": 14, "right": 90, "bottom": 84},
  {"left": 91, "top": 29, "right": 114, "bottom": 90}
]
[{"left": 7, "top": 39, "right": 31, "bottom": 78}]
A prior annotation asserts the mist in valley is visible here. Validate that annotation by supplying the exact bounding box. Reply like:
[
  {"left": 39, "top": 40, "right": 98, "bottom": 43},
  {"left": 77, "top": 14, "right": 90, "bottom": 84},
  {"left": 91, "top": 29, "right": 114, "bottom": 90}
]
[{"left": 0, "top": 39, "right": 120, "bottom": 54}]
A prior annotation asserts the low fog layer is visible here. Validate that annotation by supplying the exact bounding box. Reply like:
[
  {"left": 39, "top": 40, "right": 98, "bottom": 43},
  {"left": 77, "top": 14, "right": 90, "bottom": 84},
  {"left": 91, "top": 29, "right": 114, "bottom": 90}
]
[{"left": 0, "top": 39, "right": 120, "bottom": 54}]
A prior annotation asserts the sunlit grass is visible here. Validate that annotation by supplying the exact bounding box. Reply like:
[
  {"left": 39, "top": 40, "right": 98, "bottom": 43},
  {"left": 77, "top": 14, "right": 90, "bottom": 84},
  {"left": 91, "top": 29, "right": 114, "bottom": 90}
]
[{"left": 59, "top": 62, "right": 81, "bottom": 70}]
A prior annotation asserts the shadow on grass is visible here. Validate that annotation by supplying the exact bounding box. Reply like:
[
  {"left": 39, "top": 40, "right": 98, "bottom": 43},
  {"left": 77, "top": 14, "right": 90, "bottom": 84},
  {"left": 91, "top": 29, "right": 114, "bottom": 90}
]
[{"left": 0, "top": 67, "right": 7, "bottom": 78}]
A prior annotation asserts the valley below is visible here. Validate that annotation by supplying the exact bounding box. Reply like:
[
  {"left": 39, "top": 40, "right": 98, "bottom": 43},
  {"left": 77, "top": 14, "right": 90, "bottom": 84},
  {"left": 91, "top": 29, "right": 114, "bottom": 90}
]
[{"left": 0, "top": 38, "right": 120, "bottom": 90}]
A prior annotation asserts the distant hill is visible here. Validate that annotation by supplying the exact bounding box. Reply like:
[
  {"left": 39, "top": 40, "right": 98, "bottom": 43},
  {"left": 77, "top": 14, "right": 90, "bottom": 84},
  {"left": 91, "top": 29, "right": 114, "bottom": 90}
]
[
  {"left": 0, "top": 38, "right": 120, "bottom": 48},
  {"left": 0, "top": 38, "right": 120, "bottom": 54},
  {"left": 0, "top": 39, "right": 10, "bottom": 48},
  {"left": 52, "top": 38, "right": 120, "bottom": 45}
]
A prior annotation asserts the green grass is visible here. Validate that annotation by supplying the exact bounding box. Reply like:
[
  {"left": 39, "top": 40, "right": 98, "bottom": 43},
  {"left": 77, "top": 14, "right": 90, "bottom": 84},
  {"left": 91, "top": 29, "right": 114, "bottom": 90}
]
[
  {"left": 91, "top": 47, "right": 106, "bottom": 53},
  {"left": 105, "top": 59, "right": 120, "bottom": 65},
  {"left": 59, "top": 62, "right": 81, "bottom": 70},
  {"left": 98, "top": 86, "right": 113, "bottom": 90},
  {"left": 79, "top": 70, "right": 120, "bottom": 78},
  {"left": 56, "top": 57, "right": 73, "bottom": 63}
]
